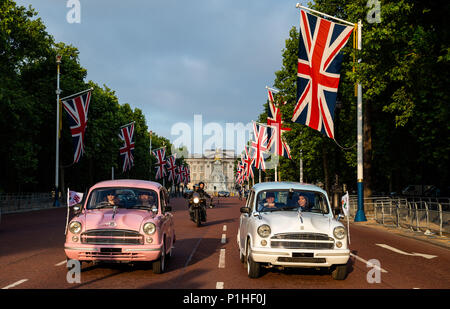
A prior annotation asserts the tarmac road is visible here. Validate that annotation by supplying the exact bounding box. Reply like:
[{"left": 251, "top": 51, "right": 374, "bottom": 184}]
[{"left": 0, "top": 197, "right": 449, "bottom": 290}]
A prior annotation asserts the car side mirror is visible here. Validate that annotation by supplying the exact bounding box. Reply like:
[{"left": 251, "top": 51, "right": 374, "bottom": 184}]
[
  {"left": 336, "top": 214, "right": 345, "bottom": 221},
  {"left": 73, "top": 204, "right": 82, "bottom": 215},
  {"left": 240, "top": 207, "right": 251, "bottom": 214}
]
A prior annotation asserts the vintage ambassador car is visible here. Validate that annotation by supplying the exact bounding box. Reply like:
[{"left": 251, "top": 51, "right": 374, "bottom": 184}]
[
  {"left": 237, "top": 182, "right": 350, "bottom": 280},
  {"left": 64, "top": 179, "right": 175, "bottom": 273}
]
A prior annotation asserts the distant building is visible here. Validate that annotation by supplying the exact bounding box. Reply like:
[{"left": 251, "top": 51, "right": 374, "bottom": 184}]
[{"left": 184, "top": 149, "right": 236, "bottom": 193}]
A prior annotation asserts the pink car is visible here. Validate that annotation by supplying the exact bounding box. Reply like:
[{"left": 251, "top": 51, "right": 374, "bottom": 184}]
[{"left": 64, "top": 179, "right": 175, "bottom": 273}]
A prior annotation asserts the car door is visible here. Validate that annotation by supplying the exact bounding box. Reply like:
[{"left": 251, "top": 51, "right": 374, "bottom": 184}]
[{"left": 239, "top": 190, "right": 255, "bottom": 252}]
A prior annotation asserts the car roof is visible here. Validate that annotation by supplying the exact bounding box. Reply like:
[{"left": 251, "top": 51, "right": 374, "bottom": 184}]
[
  {"left": 251, "top": 181, "right": 328, "bottom": 196},
  {"left": 90, "top": 179, "right": 163, "bottom": 191}
]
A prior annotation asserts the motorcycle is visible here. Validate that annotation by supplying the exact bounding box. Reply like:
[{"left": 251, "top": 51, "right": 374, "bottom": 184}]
[{"left": 188, "top": 192, "right": 209, "bottom": 227}]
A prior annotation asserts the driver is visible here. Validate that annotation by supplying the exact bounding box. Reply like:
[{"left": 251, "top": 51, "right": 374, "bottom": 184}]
[
  {"left": 258, "top": 192, "right": 278, "bottom": 210},
  {"left": 105, "top": 190, "right": 119, "bottom": 206}
]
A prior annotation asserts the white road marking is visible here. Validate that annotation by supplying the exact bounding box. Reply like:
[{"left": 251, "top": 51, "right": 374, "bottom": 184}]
[
  {"left": 55, "top": 260, "right": 67, "bottom": 266},
  {"left": 223, "top": 225, "right": 227, "bottom": 232},
  {"left": 2, "top": 279, "right": 28, "bottom": 289},
  {"left": 218, "top": 249, "right": 226, "bottom": 268},
  {"left": 350, "top": 253, "right": 388, "bottom": 273},
  {"left": 216, "top": 282, "right": 224, "bottom": 289},
  {"left": 221, "top": 234, "right": 227, "bottom": 244},
  {"left": 375, "top": 244, "right": 437, "bottom": 259}
]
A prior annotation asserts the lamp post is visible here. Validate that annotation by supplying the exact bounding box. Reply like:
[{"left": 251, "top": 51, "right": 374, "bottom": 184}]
[{"left": 54, "top": 55, "right": 62, "bottom": 207}]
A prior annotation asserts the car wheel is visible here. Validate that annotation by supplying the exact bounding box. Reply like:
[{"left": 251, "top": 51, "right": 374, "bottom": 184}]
[
  {"left": 246, "top": 242, "right": 260, "bottom": 278},
  {"left": 153, "top": 240, "right": 166, "bottom": 274},
  {"left": 331, "top": 264, "right": 348, "bottom": 280}
]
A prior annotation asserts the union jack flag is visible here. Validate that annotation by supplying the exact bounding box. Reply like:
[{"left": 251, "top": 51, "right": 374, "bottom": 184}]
[
  {"left": 61, "top": 90, "right": 92, "bottom": 164},
  {"left": 267, "top": 88, "right": 287, "bottom": 106},
  {"left": 180, "top": 165, "right": 189, "bottom": 185},
  {"left": 243, "top": 147, "right": 254, "bottom": 180},
  {"left": 267, "top": 99, "right": 292, "bottom": 159},
  {"left": 293, "top": 10, "right": 353, "bottom": 139},
  {"left": 251, "top": 122, "right": 270, "bottom": 171},
  {"left": 165, "top": 155, "right": 177, "bottom": 183},
  {"left": 119, "top": 122, "right": 135, "bottom": 173},
  {"left": 152, "top": 147, "right": 167, "bottom": 180},
  {"left": 175, "top": 165, "right": 182, "bottom": 185}
]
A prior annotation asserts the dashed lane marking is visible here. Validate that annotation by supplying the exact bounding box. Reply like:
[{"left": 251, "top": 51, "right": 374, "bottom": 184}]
[
  {"left": 223, "top": 225, "right": 227, "bottom": 232},
  {"left": 218, "top": 249, "right": 226, "bottom": 268},
  {"left": 216, "top": 282, "right": 224, "bottom": 289},
  {"left": 221, "top": 234, "right": 227, "bottom": 244},
  {"left": 2, "top": 279, "right": 28, "bottom": 289}
]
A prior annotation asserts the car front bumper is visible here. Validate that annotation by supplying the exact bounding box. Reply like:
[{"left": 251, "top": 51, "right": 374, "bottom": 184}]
[
  {"left": 250, "top": 248, "right": 350, "bottom": 267},
  {"left": 64, "top": 243, "right": 163, "bottom": 262}
]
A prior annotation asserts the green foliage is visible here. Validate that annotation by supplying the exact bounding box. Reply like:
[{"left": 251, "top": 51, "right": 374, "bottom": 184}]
[
  {"left": 257, "top": 0, "right": 449, "bottom": 194},
  {"left": 0, "top": 1, "right": 174, "bottom": 192}
]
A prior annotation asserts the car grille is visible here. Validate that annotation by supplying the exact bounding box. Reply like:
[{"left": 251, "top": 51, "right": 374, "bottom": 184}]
[
  {"left": 270, "top": 233, "right": 334, "bottom": 250},
  {"left": 277, "top": 257, "right": 326, "bottom": 263},
  {"left": 271, "top": 233, "right": 332, "bottom": 241},
  {"left": 81, "top": 229, "right": 144, "bottom": 245}
]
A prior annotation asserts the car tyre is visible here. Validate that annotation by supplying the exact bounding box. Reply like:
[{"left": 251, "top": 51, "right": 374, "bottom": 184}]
[
  {"left": 331, "top": 264, "right": 347, "bottom": 280},
  {"left": 153, "top": 239, "right": 166, "bottom": 274},
  {"left": 246, "top": 242, "right": 260, "bottom": 278}
]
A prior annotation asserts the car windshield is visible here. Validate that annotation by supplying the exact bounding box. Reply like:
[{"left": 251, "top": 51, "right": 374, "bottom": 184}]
[
  {"left": 255, "top": 190, "right": 330, "bottom": 214},
  {"left": 86, "top": 187, "right": 158, "bottom": 210}
]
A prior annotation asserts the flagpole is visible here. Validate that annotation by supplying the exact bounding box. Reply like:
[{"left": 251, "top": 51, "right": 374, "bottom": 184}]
[
  {"left": 149, "top": 130, "right": 152, "bottom": 181},
  {"left": 60, "top": 87, "right": 93, "bottom": 101},
  {"left": 295, "top": 4, "right": 366, "bottom": 221},
  {"left": 354, "top": 19, "right": 367, "bottom": 222},
  {"left": 65, "top": 187, "right": 69, "bottom": 235},
  {"left": 54, "top": 55, "right": 61, "bottom": 207}
]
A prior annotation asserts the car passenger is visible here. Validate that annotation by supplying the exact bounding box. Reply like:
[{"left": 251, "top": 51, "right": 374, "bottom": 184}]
[
  {"left": 297, "top": 194, "right": 310, "bottom": 211},
  {"left": 139, "top": 192, "right": 156, "bottom": 206}
]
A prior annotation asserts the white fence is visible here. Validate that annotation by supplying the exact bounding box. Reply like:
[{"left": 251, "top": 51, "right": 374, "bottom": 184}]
[{"left": 348, "top": 195, "right": 450, "bottom": 236}]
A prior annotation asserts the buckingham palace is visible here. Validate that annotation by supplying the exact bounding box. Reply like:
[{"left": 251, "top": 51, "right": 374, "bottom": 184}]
[{"left": 184, "top": 149, "right": 237, "bottom": 193}]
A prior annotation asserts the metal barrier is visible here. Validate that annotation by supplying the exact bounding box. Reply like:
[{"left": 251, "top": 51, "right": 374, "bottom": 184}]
[
  {"left": 348, "top": 195, "right": 450, "bottom": 237},
  {"left": 0, "top": 193, "right": 54, "bottom": 214}
]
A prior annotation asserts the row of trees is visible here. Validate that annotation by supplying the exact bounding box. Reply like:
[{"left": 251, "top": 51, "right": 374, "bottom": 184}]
[
  {"left": 254, "top": 0, "right": 449, "bottom": 196},
  {"left": 0, "top": 1, "right": 181, "bottom": 193}
]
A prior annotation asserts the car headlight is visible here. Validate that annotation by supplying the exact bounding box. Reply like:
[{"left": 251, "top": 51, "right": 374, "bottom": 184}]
[
  {"left": 193, "top": 197, "right": 200, "bottom": 203},
  {"left": 333, "top": 226, "right": 346, "bottom": 240},
  {"left": 69, "top": 221, "right": 82, "bottom": 234},
  {"left": 257, "top": 224, "right": 271, "bottom": 238},
  {"left": 143, "top": 222, "right": 156, "bottom": 235}
]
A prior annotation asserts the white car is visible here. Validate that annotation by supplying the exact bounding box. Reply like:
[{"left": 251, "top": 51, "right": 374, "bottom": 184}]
[{"left": 237, "top": 182, "right": 350, "bottom": 280}]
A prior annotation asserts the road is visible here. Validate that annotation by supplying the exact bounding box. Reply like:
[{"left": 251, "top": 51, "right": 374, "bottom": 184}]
[{"left": 1, "top": 197, "right": 449, "bottom": 290}]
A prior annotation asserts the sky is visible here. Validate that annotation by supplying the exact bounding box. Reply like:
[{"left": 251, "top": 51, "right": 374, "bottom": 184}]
[{"left": 16, "top": 0, "right": 305, "bottom": 155}]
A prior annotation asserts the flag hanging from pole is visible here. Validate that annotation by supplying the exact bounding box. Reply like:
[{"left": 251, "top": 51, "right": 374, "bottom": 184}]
[
  {"left": 267, "top": 100, "right": 292, "bottom": 159},
  {"left": 61, "top": 90, "right": 92, "bottom": 164},
  {"left": 251, "top": 122, "right": 270, "bottom": 171},
  {"left": 119, "top": 122, "right": 135, "bottom": 173},
  {"left": 68, "top": 190, "right": 84, "bottom": 207},
  {"left": 165, "top": 155, "right": 178, "bottom": 183},
  {"left": 292, "top": 10, "right": 353, "bottom": 139},
  {"left": 152, "top": 147, "right": 167, "bottom": 180},
  {"left": 341, "top": 191, "right": 350, "bottom": 217}
]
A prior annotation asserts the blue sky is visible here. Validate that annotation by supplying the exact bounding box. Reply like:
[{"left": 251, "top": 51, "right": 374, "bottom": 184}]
[{"left": 16, "top": 0, "right": 305, "bottom": 154}]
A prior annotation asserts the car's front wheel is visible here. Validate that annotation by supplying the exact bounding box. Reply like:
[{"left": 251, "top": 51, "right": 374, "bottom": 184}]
[
  {"left": 246, "top": 241, "right": 260, "bottom": 278},
  {"left": 331, "top": 264, "right": 348, "bottom": 280},
  {"left": 153, "top": 240, "right": 166, "bottom": 274}
]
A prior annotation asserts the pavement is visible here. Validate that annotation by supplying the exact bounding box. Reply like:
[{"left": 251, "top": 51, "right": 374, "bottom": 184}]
[{"left": 352, "top": 219, "right": 450, "bottom": 250}]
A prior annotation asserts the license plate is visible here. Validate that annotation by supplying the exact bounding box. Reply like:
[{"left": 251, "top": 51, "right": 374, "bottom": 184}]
[
  {"left": 292, "top": 252, "right": 313, "bottom": 258},
  {"left": 100, "top": 248, "right": 122, "bottom": 253}
]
